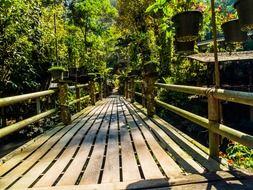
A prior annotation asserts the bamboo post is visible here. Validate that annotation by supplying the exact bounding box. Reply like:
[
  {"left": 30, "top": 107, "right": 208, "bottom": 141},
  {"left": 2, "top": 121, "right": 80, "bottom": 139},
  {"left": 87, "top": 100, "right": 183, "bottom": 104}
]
[
  {"left": 99, "top": 78, "right": 103, "bottom": 100},
  {"left": 76, "top": 86, "right": 81, "bottom": 112},
  {"left": 210, "top": 0, "right": 221, "bottom": 158},
  {"left": 144, "top": 76, "right": 156, "bottom": 117},
  {"left": 124, "top": 77, "right": 129, "bottom": 99},
  {"left": 130, "top": 77, "right": 135, "bottom": 103},
  {"left": 208, "top": 94, "right": 220, "bottom": 157},
  {"left": 89, "top": 80, "right": 96, "bottom": 105},
  {"left": 58, "top": 82, "right": 71, "bottom": 125},
  {"left": 1, "top": 107, "right": 6, "bottom": 128},
  {"left": 141, "top": 80, "right": 146, "bottom": 107},
  {"left": 36, "top": 98, "right": 41, "bottom": 114},
  {"left": 103, "top": 78, "right": 107, "bottom": 98}
]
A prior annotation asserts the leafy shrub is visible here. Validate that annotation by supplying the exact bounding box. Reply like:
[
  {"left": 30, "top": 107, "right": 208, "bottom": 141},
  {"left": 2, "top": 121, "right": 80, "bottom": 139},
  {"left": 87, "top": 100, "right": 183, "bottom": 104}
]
[{"left": 225, "top": 143, "right": 253, "bottom": 169}]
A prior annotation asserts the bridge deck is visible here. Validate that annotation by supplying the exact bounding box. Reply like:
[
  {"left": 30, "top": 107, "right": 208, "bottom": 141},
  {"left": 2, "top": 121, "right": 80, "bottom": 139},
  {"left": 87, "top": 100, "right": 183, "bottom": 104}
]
[{"left": 0, "top": 95, "right": 252, "bottom": 190}]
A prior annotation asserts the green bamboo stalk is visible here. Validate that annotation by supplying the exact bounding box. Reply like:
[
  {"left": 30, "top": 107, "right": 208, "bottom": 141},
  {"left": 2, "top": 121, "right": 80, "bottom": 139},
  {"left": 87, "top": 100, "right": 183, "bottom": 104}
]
[
  {"left": 0, "top": 109, "right": 57, "bottom": 139},
  {"left": 155, "top": 98, "right": 253, "bottom": 148},
  {"left": 0, "top": 90, "right": 56, "bottom": 108}
]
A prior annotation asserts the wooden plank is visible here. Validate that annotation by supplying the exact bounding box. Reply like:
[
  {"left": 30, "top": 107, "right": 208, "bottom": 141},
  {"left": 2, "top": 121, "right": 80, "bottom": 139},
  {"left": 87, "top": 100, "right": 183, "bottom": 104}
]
[
  {"left": 0, "top": 103, "right": 98, "bottom": 177},
  {"left": 130, "top": 101, "right": 205, "bottom": 174},
  {"left": 0, "top": 100, "right": 107, "bottom": 189},
  {"left": 153, "top": 115, "right": 228, "bottom": 171},
  {"left": 122, "top": 99, "right": 183, "bottom": 178},
  {"left": 33, "top": 100, "right": 112, "bottom": 187},
  {"left": 20, "top": 170, "right": 253, "bottom": 190},
  {"left": 131, "top": 100, "right": 228, "bottom": 171},
  {"left": 78, "top": 99, "right": 114, "bottom": 185},
  {"left": 101, "top": 98, "right": 120, "bottom": 183},
  {"left": 33, "top": 107, "right": 105, "bottom": 187},
  {"left": 56, "top": 98, "right": 113, "bottom": 186},
  {"left": 10, "top": 100, "right": 110, "bottom": 189},
  {"left": 117, "top": 99, "right": 141, "bottom": 181},
  {"left": 121, "top": 101, "right": 164, "bottom": 179}
]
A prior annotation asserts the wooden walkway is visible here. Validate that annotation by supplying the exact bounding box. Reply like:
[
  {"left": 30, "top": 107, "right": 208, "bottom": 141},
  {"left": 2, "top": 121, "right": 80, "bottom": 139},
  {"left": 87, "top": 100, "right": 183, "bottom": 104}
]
[{"left": 0, "top": 95, "right": 252, "bottom": 190}]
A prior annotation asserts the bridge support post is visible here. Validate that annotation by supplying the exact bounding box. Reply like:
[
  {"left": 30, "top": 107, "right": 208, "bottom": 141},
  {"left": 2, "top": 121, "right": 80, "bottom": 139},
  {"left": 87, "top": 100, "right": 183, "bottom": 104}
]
[
  {"left": 76, "top": 86, "right": 81, "bottom": 112},
  {"left": 141, "top": 81, "right": 146, "bottom": 107},
  {"left": 103, "top": 78, "right": 107, "bottom": 98},
  {"left": 144, "top": 76, "right": 156, "bottom": 117},
  {"left": 89, "top": 80, "right": 96, "bottom": 105},
  {"left": 130, "top": 77, "right": 135, "bottom": 103},
  {"left": 208, "top": 95, "right": 220, "bottom": 158},
  {"left": 99, "top": 77, "right": 103, "bottom": 101},
  {"left": 58, "top": 82, "right": 71, "bottom": 125},
  {"left": 124, "top": 77, "right": 129, "bottom": 99}
]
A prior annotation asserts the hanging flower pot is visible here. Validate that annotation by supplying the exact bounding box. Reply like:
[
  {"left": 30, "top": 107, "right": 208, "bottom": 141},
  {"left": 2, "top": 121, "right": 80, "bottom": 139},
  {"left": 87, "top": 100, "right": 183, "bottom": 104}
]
[
  {"left": 172, "top": 11, "right": 203, "bottom": 42},
  {"left": 174, "top": 40, "right": 195, "bottom": 54},
  {"left": 77, "top": 66, "right": 88, "bottom": 84},
  {"left": 234, "top": 0, "right": 253, "bottom": 31},
  {"left": 68, "top": 67, "right": 78, "bottom": 82},
  {"left": 48, "top": 66, "right": 65, "bottom": 81},
  {"left": 222, "top": 19, "right": 248, "bottom": 42},
  {"left": 63, "top": 70, "right": 69, "bottom": 80}
]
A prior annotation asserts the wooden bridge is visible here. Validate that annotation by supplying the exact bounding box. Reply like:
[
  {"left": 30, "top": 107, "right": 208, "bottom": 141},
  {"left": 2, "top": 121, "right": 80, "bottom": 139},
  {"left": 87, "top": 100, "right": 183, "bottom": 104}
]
[{"left": 0, "top": 79, "right": 253, "bottom": 190}]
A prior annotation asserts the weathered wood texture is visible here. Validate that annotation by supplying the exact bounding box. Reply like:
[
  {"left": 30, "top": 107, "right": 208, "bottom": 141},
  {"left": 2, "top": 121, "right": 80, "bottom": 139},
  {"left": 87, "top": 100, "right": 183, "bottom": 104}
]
[{"left": 0, "top": 95, "right": 252, "bottom": 190}]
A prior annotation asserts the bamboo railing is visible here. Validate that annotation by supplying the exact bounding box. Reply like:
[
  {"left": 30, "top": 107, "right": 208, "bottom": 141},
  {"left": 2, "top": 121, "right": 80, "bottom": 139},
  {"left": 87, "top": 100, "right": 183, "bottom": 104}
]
[
  {"left": 0, "top": 79, "right": 104, "bottom": 139},
  {"left": 124, "top": 78, "right": 253, "bottom": 157}
]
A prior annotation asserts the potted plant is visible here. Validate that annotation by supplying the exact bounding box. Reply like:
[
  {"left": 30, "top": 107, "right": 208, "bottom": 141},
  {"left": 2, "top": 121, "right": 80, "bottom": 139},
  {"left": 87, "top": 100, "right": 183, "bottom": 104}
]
[
  {"left": 63, "top": 70, "right": 69, "bottom": 80},
  {"left": 77, "top": 66, "right": 88, "bottom": 84},
  {"left": 172, "top": 11, "right": 203, "bottom": 42},
  {"left": 234, "top": 0, "right": 253, "bottom": 31},
  {"left": 48, "top": 66, "right": 65, "bottom": 81},
  {"left": 222, "top": 19, "right": 247, "bottom": 43},
  {"left": 68, "top": 67, "right": 78, "bottom": 82},
  {"left": 174, "top": 40, "right": 195, "bottom": 54}
]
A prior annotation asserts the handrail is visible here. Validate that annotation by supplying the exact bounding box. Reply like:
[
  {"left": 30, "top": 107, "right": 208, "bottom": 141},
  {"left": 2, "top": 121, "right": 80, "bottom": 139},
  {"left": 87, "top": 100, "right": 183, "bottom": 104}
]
[
  {"left": 0, "top": 109, "right": 57, "bottom": 139},
  {"left": 155, "top": 83, "right": 208, "bottom": 96},
  {"left": 130, "top": 80, "right": 253, "bottom": 152},
  {"left": 135, "top": 80, "right": 143, "bottom": 84},
  {"left": 155, "top": 99, "right": 253, "bottom": 148},
  {"left": 0, "top": 90, "right": 56, "bottom": 108},
  {"left": 68, "top": 84, "right": 89, "bottom": 90},
  {"left": 134, "top": 92, "right": 143, "bottom": 97},
  {"left": 69, "top": 95, "right": 90, "bottom": 106},
  {"left": 155, "top": 83, "right": 253, "bottom": 107}
]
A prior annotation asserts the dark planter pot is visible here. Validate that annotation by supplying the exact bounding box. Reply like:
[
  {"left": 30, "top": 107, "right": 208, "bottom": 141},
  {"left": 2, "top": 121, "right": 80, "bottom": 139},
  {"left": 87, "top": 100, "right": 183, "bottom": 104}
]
[
  {"left": 77, "top": 76, "right": 89, "bottom": 84},
  {"left": 78, "top": 66, "right": 88, "bottom": 77},
  {"left": 175, "top": 40, "right": 195, "bottom": 54},
  {"left": 234, "top": 0, "right": 253, "bottom": 31},
  {"left": 172, "top": 11, "right": 203, "bottom": 42},
  {"left": 222, "top": 19, "right": 247, "bottom": 42},
  {"left": 50, "top": 69, "right": 64, "bottom": 81},
  {"left": 63, "top": 71, "right": 69, "bottom": 80},
  {"left": 68, "top": 68, "right": 78, "bottom": 82},
  {"left": 143, "top": 62, "right": 158, "bottom": 77}
]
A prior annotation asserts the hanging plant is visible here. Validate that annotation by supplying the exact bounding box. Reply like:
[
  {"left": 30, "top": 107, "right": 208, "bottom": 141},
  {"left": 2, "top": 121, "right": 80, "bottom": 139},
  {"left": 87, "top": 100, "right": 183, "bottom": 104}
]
[
  {"left": 234, "top": 0, "right": 253, "bottom": 31},
  {"left": 172, "top": 11, "right": 203, "bottom": 42},
  {"left": 174, "top": 40, "right": 195, "bottom": 54},
  {"left": 48, "top": 66, "right": 65, "bottom": 81},
  {"left": 221, "top": 19, "right": 247, "bottom": 43}
]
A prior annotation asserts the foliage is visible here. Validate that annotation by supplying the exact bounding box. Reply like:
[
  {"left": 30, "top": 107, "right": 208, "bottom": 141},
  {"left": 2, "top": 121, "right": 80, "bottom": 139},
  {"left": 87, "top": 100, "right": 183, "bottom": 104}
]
[
  {"left": 48, "top": 66, "right": 66, "bottom": 72},
  {"left": 225, "top": 143, "right": 253, "bottom": 169}
]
